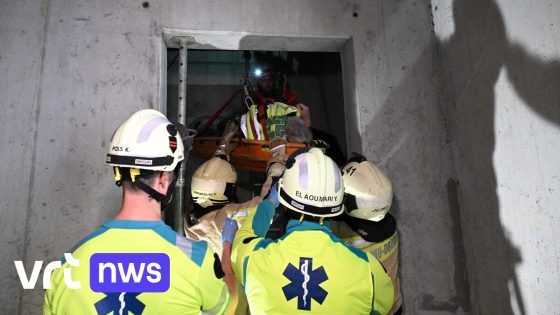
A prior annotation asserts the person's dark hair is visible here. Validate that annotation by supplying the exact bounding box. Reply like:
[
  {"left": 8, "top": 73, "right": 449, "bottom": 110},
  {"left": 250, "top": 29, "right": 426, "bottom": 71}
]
[{"left": 346, "top": 152, "right": 367, "bottom": 164}]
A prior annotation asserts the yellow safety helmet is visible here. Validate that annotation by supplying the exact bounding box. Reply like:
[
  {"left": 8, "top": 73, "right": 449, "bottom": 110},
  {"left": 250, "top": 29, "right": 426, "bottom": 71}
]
[{"left": 191, "top": 157, "right": 237, "bottom": 208}]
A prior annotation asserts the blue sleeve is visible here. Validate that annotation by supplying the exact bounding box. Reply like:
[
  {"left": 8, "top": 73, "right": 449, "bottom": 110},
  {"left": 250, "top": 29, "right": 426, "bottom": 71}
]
[{"left": 252, "top": 200, "right": 276, "bottom": 237}]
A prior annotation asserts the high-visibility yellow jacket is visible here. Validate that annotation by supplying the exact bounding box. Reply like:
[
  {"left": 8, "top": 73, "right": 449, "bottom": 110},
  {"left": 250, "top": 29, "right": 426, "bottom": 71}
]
[
  {"left": 43, "top": 220, "right": 229, "bottom": 315},
  {"left": 231, "top": 200, "right": 395, "bottom": 315},
  {"left": 330, "top": 220, "right": 402, "bottom": 314},
  {"left": 240, "top": 102, "right": 300, "bottom": 140}
]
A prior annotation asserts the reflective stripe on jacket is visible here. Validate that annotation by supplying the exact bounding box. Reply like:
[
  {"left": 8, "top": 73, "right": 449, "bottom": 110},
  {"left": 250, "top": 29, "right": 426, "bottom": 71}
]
[{"left": 240, "top": 102, "right": 300, "bottom": 140}]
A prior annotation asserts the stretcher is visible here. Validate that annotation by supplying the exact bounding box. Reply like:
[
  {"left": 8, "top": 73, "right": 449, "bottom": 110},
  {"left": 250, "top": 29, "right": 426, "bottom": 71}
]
[{"left": 190, "top": 137, "right": 306, "bottom": 172}]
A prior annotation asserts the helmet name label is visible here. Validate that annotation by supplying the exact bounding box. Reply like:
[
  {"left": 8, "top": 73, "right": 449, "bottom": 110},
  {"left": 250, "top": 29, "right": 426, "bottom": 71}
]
[
  {"left": 295, "top": 191, "right": 338, "bottom": 203},
  {"left": 193, "top": 192, "right": 217, "bottom": 197},
  {"left": 135, "top": 159, "right": 153, "bottom": 166},
  {"left": 370, "top": 205, "right": 390, "bottom": 213},
  {"left": 330, "top": 206, "right": 341, "bottom": 213},
  {"left": 112, "top": 146, "right": 129, "bottom": 152},
  {"left": 290, "top": 200, "right": 305, "bottom": 210}
]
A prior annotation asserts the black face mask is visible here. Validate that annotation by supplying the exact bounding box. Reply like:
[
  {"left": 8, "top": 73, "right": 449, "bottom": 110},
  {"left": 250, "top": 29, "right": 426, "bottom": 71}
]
[
  {"left": 188, "top": 203, "right": 224, "bottom": 226},
  {"left": 224, "top": 183, "right": 238, "bottom": 203}
]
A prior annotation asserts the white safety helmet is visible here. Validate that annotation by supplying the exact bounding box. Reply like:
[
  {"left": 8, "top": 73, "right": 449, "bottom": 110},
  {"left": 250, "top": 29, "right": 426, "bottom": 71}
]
[
  {"left": 106, "top": 109, "right": 184, "bottom": 206},
  {"left": 278, "top": 148, "right": 344, "bottom": 217},
  {"left": 342, "top": 157, "right": 392, "bottom": 222},
  {"left": 191, "top": 156, "right": 237, "bottom": 208},
  {"left": 107, "top": 109, "right": 184, "bottom": 172}
]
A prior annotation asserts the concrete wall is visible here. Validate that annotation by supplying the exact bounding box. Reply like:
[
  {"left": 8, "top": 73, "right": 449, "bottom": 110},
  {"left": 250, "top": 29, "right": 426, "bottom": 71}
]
[
  {"left": 1, "top": 0, "right": 164, "bottom": 313},
  {"left": 358, "top": 1, "right": 466, "bottom": 313},
  {"left": 0, "top": 1, "right": 47, "bottom": 313},
  {"left": 1, "top": 0, "right": 460, "bottom": 314},
  {"left": 432, "top": 0, "right": 560, "bottom": 314}
]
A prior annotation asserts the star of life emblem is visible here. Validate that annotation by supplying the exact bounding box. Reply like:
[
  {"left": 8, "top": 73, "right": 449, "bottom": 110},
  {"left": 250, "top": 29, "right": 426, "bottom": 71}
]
[{"left": 282, "top": 257, "right": 328, "bottom": 311}]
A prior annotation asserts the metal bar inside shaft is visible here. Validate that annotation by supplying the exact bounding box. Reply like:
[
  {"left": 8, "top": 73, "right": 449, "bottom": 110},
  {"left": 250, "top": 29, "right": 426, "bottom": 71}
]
[{"left": 173, "top": 38, "right": 189, "bottom": 233}]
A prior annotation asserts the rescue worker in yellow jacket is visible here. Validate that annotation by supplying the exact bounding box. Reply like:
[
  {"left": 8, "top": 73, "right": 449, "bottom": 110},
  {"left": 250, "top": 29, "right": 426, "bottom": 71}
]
[
  {"left": 330, "top": 155, "right": 403, "bottom": 314},
  {"left": 43, "top": 109, "right": 230, "bottom": 315},
  {"left": 230, "top": 148, "right": 394, "bottom": 314},
  {"left": 185, "top": 155, "right": 274, "bottom": 315}
]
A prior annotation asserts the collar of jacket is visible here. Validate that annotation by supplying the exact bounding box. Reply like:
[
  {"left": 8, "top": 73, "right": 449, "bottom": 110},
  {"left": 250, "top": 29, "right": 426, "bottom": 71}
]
[{"left": 285, "top": 219, "right": 332, "bottom": 234}]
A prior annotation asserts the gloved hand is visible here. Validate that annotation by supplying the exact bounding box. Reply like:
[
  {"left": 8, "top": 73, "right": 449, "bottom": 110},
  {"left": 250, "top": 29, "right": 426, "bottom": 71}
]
[
  {"left": 267, "top": 138, "right": 287, "bottom": 177},
  {"left": 221, "top": 218, "right": 239, "bottom": 244},
  {"left": 267, "top": 182, "right": 280, "bottom": 208}
]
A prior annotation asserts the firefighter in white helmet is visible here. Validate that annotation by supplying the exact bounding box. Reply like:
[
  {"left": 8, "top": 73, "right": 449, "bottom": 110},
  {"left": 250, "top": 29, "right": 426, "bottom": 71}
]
[
  {"left": 330, "top": 154, "right": 403, "bottom": 314},
  {"left": 185, "top": 154, "right": 274, "bottom": 314},
  {"left": 44, "top": 109, "right": 231, "bottom": 314},
  {"left": 228, "top": 148, "right": 394, "bottom": 314}
]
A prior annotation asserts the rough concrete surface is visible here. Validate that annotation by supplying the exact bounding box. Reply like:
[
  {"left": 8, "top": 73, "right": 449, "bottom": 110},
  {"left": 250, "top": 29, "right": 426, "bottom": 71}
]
[
  {"left": 433, "top": 0, "right": 560, "bottom": 314},
  {"left": 0, "top": 1, "right": 48, "bottom": 313},
  {"left": 358, "top": 1, "right": 465, "bottom": 313}
]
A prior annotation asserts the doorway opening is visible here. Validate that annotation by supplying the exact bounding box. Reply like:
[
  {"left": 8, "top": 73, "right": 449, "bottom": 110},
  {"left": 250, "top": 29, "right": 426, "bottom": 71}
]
[{"left": 162, "top": 32, "right": 352, "bottom": 234}]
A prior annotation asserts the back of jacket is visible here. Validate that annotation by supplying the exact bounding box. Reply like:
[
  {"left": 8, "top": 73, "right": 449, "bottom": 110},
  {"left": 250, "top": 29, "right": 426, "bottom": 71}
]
[
  {"left": 43, "top": 220, "right": 229, "bottom": 315},
  {"left": 330, "top": 219, "right": 402, "bottom": 314},
  {"left": 231, "top": 200, "right": 394, "bottom": 315}
]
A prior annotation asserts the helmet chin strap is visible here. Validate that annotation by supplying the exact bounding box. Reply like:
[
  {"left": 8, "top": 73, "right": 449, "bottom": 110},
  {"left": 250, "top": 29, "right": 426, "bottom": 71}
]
[
  {"left": 133, "top": 176, "right": 177, "bottom": 212},
  {"left": 160, "top": 176, "right": 178, "bottom": 212}
]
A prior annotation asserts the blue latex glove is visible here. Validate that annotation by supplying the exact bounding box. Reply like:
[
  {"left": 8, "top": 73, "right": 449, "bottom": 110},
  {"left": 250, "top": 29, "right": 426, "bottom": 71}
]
[
  {"left": 268, "top": 182, "right": 279, "bottom": 208},
  {"left": 222, "top": 218, "right": 239, "bottom": 244}
]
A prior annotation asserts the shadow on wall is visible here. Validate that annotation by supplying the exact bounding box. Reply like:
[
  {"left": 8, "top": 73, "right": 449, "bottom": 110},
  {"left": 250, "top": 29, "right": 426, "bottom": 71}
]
[
  {"left": 364, "top": 44, "right": 473, "bottom": 313},
  {"left": 366, "top": 0, "right": 560, "bottom": 314},
  {"left": 437, "top": 0, "right": 560, "bottom": 314}
]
